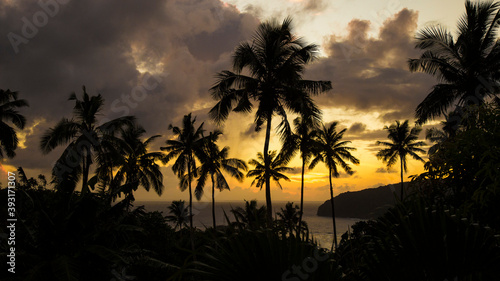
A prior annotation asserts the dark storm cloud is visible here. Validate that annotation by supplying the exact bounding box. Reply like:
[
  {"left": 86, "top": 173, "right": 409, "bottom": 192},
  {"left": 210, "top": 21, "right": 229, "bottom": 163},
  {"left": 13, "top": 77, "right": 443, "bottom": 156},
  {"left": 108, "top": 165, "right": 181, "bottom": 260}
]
[
  {"left": 308, "top": 9, "right": 436, "bottom": 121},
  {"left": 348, "top": 122, "right": 367, "bottom": 134},
  {"left": 1, "top": 0, "right": 259, "bottom": 172}
]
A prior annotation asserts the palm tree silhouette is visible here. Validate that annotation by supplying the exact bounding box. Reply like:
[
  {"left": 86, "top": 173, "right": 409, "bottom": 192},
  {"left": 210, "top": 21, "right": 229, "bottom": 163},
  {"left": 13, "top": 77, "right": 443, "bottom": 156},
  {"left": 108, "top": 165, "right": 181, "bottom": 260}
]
[
  {"left": 276, "top": 202, "right": 307, "bottom": 237},
  {"left": 166, "top": 200, "right": 190, "bottom": 231},
  {"left": 376, "top": 120, "right": 426, "bottom": 201},
  {"left": 230, "top": 200, "right": 267, "bottom": 230},
  {"left": 100, "top": 125, "right": 164, "bottom": 203},
  {"left": 209, "top": 18, "right": 332, "bottom": 222},
  {"left": 247, "top": 150, "right": 292, "bottom": 194},
  {"left": 195, "top": 132, "right": 247, "bottom": 230},
  {"left": 310, "top": 122, "right": 360, "bottom": 250},
  {"left": 408, "top": 1, "right": 500, "bottom": 124},
  {"left": 0, "top": 89, "right": 29, "bottom": 160},
  {"left": 280, "top": 116, "right": 319, "bottom": 235},
  {"left": 425, "top": 112, "right": 460, "bottom": 156},
  {"left": 40, "top": 86, "right": 134, "bottom": 193},
  {"left": 161, "top": 113, "right": 208, "bottom": 256}
]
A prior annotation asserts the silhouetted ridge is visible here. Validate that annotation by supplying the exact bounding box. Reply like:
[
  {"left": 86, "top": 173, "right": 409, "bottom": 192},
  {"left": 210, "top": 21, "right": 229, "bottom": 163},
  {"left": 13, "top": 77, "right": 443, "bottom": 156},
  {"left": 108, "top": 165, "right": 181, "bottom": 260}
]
[{"left": 317, "top": 182, "right": 410, "bottom": 219}]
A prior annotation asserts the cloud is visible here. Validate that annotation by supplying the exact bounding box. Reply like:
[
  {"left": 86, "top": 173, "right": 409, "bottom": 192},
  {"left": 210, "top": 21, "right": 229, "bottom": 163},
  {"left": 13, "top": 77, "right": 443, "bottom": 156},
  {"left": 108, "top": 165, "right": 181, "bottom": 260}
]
[
  {"left": 287, "top": 167, "right": 303, "bottom": 174},
  {"left": 348, "top": 122, "right": 367, "bottom": 134},
  {"left": 316, "top": 183, "right": 352, "bottom": 193},
  {"left": 308, "top": 8, "right": 436, "bottom": 121},
  {"left": 0, "top": 0, "right": 259, "bottom": 179},
  {"left": 375, "top": 167, "right": 397, "bottom": 173},
  {"left": 345, "top": 128, "right": 388, "bottom": 142},
  {"left": 303, "top": 0, "right": 326, "bottom": 12},
  {"left": 240, "top": 122, "right": 260, "bottom": 138}
]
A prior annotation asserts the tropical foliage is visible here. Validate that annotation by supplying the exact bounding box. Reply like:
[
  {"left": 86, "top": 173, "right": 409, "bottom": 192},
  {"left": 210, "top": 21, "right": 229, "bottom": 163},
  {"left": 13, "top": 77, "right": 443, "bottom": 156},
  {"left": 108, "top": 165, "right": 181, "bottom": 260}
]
[
  {"left": 3, "top": 6, "right": 500, "bottom": 280},
  {"left": 247, "top": 150, "right": 292, "bottom": 190},
  {"left": 195, "top": 134, "right": 247, "bottom": 229},
  {"left": 100, "top": 125, "right": 164, "bottom": 202},
  {"left": 166, "top": 200, "right": 190, "bottom": 231},
  {"left": 408, "top": 0, "right": 500, "bottom": 124},
  {"left": 309, "top": 122, "right": 360, "bottom": 249},
  {"left": 280, "top": 115, "right": 320, "bottom": 235},
  {"left": 376, "top": 120, "right": 426, "bottom": 200},
  {"left": 209, "top": 17, "right": 332, "bottom": 221},
  {"left": 40, "top": 87, "right": 134, "bottom": 193},
  {"left": 0, "top": 89, "right": 28, "bottom": 159}
]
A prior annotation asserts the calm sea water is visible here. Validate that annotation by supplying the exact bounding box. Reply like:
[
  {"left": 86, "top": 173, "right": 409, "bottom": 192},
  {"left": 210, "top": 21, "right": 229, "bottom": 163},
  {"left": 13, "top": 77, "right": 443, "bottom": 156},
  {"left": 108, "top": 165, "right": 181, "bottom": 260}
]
[{"left": 136, "top": 200, "right": 361, "bottom": 249}]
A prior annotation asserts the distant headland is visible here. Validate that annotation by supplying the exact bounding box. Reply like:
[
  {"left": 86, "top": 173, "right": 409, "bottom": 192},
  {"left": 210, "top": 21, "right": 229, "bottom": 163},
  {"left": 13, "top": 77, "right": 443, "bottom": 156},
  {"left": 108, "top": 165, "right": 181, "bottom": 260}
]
[{"left": 317, "top": 182, "right": 410, "bottom": 219}]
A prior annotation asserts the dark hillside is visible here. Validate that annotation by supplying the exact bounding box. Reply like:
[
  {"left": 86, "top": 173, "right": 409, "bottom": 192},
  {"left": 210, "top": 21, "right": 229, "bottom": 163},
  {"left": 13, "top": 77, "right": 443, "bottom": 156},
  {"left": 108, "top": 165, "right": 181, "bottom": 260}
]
[{"left": 317, "top": 182, "right": 410, "bottom": 219}]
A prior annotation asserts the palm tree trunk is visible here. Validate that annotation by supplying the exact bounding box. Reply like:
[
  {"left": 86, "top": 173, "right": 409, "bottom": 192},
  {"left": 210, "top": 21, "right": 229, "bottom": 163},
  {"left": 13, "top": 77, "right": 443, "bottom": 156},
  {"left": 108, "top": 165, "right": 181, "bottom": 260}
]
[
  {"left": 400, "top": 155, "right": 404, "bottom": 201},
  {"left": 211, "top": 174, "right": 216, "bottom": 231},
  {"left": 298, "top": 158, "right": 305, "bottom": 238},
  {"left": 263, "top": 112, "right": 273, "bottom": 225},
  {"left": 187, "top": 158, "right": 196, "bottom": 259},
  {"left": 329, "top": 169, "right": 338, "bottom": 250},
  {"left": 81, "top": 148, "right": 91, "bottom": 194}
]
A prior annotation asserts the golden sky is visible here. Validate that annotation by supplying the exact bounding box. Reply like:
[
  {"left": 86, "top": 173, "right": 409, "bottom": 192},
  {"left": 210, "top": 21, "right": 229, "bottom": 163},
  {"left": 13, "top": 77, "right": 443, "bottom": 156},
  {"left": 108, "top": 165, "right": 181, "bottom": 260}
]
[{"left": 0, "top": 0, "right": 470, "bottom": 203}]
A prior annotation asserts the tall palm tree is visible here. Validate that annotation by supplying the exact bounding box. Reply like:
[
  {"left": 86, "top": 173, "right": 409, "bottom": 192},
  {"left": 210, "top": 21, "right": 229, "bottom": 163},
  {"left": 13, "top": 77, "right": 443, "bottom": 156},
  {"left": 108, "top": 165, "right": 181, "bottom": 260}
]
[
  {"left": 40, "top": 86, "right": 134, "bottom": 193},
  {"left": 100, "top": 125, "right": 164, "bottom": 202},
  {"left": 161, "top": 113, "right": 208, "bottom": 255},
  {"left": 0, "top": 89, "right": 29, "bottom": 160},
  {"left": 280, "top": 115, "right": 319, "bottom": 234},
  {"left": 247, "top": 150, "right": 292, "bottom": 194},
  {"left": 195, "top": 132, "right": 247, "bottom": 230},
  {"left": 376, "top": 120, "right": 426, "bottom": 201},
  {"left": 310, "top": 122, "right": 360, "bottom": 250},
  {"left": 166, "top": 200, "right": 190, "bottom": 231},
  {"left": 209, "top": 18, "right": 332, "bottom": 222},
  {"left": 408, "top": 1, "right": 500, "bottom": 125}
]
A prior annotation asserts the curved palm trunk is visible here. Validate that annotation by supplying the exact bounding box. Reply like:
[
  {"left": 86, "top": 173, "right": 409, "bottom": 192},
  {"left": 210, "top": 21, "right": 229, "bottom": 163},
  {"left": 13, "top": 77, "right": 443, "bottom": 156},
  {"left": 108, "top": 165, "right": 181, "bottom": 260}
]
[
  {"left": 264, "top": 113, "right": 273, "bottom": 225},
  {"left": 400, "top": 155, "right": 404, "bottom": 201},
  {"left": 298, "top": 158, "right": 305, "bottom": 238},
  {"left": 187, "top": 159, "right": 196, "bottom": 259},
  {"left": 211, "top": 174, "right": 216, "bottom": 230},
  {"left": 329, "top": 169, "right": 338, "bottom": 250}
]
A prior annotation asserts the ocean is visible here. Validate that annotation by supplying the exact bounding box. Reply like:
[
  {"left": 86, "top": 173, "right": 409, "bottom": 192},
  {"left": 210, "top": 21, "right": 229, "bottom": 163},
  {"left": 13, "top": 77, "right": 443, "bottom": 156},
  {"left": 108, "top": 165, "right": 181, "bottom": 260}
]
[{"left": 136, "top": 200, "right": 361, "bottom": 249}]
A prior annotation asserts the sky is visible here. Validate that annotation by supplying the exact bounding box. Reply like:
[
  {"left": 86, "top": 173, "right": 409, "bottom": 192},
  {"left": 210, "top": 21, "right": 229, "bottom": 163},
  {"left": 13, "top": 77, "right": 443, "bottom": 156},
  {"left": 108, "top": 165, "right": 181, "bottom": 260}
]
[{"left": 0, "top": 0, "right": 472, "bottom": 203}]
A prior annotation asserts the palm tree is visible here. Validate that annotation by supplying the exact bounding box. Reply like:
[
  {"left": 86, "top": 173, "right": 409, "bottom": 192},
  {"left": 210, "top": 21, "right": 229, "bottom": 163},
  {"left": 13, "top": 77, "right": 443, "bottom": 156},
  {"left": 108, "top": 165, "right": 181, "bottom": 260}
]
[
  {"left": 280, "top": 115, "right": 319, "bottom": 235},
  {"left": 209, "top": 18, "right": 332, "bottom": 222},
  {"left": 0, "top": 89, "right": 28, "bottom": 160},
  {"left": 161, "top": 113, "right": 208, "bottom": 255},
  {"left": 100, "top": 125, "right": 164, "bottom": 202},
  {"left": 426, "top": 113, "right": 460, "bottom": 155},
  {"left": 376, "top": 120, "right": 426, "bottom": 201},
  {"left": 166, "top": 200, "right": 189, "bottom": 231},
  {"left": 247, "top": 150, "right": 292, "bottom": 195},
  {"left": 16, "top": 167, "right": 47, "bottom": 190},
  {"left": 40, "top": 86, "right": 134, "bottom": 193},
  {"left": 276, "top": 202, "right": 307, "bottom": 237},
  {"left": 230, "top": 200, "right": 268, "bottom": 230},
  {"left": 408, "top": 1, "right": 500, "bottom": 125},
  {"left": 195, "top": 132, "right": 247, "bottom": 230},
  {"left": 310, "top": 122, "right": 360, "bottom": 250}
]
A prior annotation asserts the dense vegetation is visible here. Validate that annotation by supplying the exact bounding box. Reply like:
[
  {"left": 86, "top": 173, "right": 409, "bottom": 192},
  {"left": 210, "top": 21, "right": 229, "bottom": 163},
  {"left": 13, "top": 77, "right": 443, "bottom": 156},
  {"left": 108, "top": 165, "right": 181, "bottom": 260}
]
[{"left": 1, "top": 1, "right": 500, "bottom": 280}]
